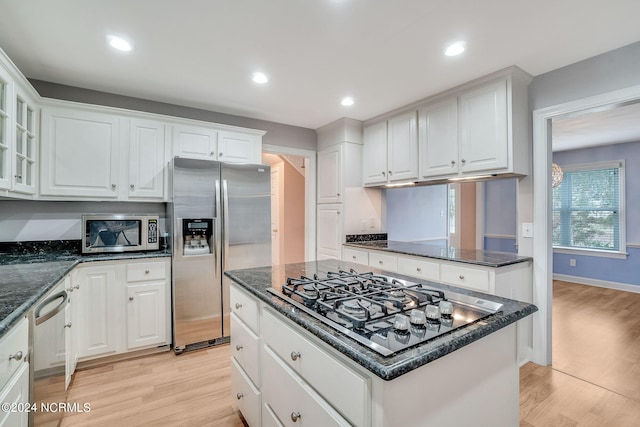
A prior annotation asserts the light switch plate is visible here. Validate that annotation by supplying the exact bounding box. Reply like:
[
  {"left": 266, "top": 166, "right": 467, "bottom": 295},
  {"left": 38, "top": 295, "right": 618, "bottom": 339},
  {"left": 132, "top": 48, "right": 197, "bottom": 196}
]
[{"left": 522, "top": 223, "right": 533, "bottom": 238}]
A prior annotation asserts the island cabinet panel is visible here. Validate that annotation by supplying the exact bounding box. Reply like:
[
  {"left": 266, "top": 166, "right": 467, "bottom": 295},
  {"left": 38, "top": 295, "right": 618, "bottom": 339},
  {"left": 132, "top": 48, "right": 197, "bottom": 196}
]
[
  {"left": 231, "top": 358, "right": 261, "bottom": 427},
  {"left": 230, "top": 284, "right": 259, "bottom": 334},
  {"left": 231, "top": 313, "right": 261, "bottom": 388},
  {"left": 261, "top": 309, "right": 368, "bottom": 427},
  {"left": 262, "top": 345, "right": 351, "bottom": 427}
]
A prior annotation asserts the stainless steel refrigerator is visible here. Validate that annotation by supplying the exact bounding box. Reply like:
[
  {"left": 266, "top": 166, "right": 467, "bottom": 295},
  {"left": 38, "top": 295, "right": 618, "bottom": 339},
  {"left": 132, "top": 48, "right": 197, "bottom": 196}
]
[{"left": 169, "top": 157, "right": 271, "bottom": 353}]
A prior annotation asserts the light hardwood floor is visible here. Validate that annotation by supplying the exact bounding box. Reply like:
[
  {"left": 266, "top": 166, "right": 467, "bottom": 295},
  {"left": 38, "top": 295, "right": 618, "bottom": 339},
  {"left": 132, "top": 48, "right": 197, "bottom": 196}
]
[
  {"left": 520, "top": 280, "right": 640, "bottom": 426},
  {"left": 60, "top": 280, "right": 640, "bottom": 426}
]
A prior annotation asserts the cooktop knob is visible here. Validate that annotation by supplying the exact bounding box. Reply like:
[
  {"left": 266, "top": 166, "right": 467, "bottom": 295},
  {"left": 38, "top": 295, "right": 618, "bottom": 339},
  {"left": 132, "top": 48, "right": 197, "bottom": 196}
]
[
  {"left": 425, "top": 304, "right": 441, "bottom": 320},
  {"left": 393, "top": 314, "right": 410, "bottom": 331},
  {"left": 409, "top": 309, "right": 426, "bottom": 325},
  {"left": 439, "top": 301, "right": 454, "bottom": 316}
]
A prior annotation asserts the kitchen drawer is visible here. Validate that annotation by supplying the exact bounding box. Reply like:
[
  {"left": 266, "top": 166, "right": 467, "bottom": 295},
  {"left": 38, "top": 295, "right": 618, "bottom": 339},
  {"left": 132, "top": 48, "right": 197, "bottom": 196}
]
[
  {"left": 342, "top": 247, "right": 368, "bottom": 266},
  {"left": 262, "top": 345, "right": 350, "bottom": 427},
  {"left": 0, "top": 317, "right": 28, "bottom": 390},
  {"left": 368, "top": 251, "right": 398, "bottom": 272},
  {"left": 397, "top": 256, "right": 440, "bottom": 281},
  {"left": 231, "top": 313, "right": 260, "bottom": 387},
  {"left": 230, "top": 284, "right": 259, "bottom": 334},
  {"left": 440, "top": 263, "right": 490, "bottom": 292},
  {"left": 262, "top": 403, "right": 284, "bottom": 427},
  {"left": 231, "top": 358, "right": 261, "bottom": 427},
  {"left": 262, "top": 309, "right": 367, "bottom": 426},
  {"left": 126, "top": 260, "right": 166, "bottom": 282}
]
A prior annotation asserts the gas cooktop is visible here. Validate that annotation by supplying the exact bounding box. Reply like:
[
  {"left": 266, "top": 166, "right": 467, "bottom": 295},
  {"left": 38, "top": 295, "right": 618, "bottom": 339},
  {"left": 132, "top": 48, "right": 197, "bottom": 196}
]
[{"left": 268, "top": 269, "right": 503, "bottom": 356}]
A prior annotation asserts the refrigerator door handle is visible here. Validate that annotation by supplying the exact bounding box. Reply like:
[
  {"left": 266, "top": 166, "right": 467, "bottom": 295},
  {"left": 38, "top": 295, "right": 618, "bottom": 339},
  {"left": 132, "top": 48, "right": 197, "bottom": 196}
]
[
  {"left": 215, "top": 179, "right": 222, "bottom": 270},
  {"left": 222, "top": 179, "right": 230, "bottom": 272}
]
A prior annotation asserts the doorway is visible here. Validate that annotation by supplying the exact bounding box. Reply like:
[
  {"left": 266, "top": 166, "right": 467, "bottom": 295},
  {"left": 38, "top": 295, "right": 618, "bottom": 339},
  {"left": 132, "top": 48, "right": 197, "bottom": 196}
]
[
  {"left": 261, "top": 144, "right": 316, "bottom": 265},
  {"left": 532, "top": 84, "right": 640, "bottom": 366}
]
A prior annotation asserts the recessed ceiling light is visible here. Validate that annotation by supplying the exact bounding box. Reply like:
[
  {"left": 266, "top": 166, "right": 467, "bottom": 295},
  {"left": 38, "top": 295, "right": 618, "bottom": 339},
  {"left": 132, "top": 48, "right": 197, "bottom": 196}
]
[
  {"left": 107, "top": 35, "right": 133, "bottom": 52},
  {"left": 341, "top": 96, "right": 354, "bottom": 106},
  {"left": 252, "top": 72, "right": 269, "bottom": 84},
  {"left": 444, "top": 41, "right": 466, "bottom": 57}
]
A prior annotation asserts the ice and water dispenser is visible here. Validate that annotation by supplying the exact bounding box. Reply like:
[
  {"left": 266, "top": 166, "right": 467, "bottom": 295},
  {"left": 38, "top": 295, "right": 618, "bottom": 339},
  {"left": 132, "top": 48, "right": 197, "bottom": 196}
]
[{"left": 181, "top": 218, "right": 213, "bottom": 256}]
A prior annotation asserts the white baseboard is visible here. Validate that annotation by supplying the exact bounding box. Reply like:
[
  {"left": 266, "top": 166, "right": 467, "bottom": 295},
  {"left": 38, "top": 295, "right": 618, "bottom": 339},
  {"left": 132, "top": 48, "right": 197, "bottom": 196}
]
[{"left": 553, "top": 273, "right": 640, "bottom": 294}]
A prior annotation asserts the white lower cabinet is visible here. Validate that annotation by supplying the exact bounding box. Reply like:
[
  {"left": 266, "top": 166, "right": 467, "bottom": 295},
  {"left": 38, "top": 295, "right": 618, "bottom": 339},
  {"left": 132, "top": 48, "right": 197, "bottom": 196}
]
[
  {"left": 261, "top": 346, "right": 350, "bottom": 427},
  {"left": 0, "top": 317, "right": 29, "bottom": 427},
  {"left": 75, "top": 258, "right": 170, "bottom": 361}
]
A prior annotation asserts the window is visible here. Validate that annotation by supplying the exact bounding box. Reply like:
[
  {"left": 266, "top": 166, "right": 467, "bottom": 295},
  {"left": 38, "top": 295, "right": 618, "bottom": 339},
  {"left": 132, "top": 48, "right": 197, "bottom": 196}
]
[{"left": 552, "top": 161, "right": 625, "bottom": 253}]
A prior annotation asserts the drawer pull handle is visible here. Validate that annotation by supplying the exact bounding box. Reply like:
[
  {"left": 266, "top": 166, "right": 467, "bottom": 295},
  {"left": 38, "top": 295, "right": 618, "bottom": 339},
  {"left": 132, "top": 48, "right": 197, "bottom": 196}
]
[
  {"left": 235, "top": 344, "right": 243, "bottom": 351},
  {"left": 8, "top": 351, "right": 23, "bottom": 361},
  {"left": 236, "top": 392, "right": 243, "bottom": 400},
  {"left": 459, "top": 275, "right": 465, "bottom": 280},
  {"left": 291, "top": 412, "right": 301, "bottom": 422},
  {"left": 235, "top": 303, "right": 242, "bottom": 309},
  {"left": 290, "top": 351, "right": 301, "bottom": 361},
  {"left": 73, "top": 284, "right": 80, "bottom": 290},
  {"left": 64, "top": 322, "right": 72, "bottom": 328}
]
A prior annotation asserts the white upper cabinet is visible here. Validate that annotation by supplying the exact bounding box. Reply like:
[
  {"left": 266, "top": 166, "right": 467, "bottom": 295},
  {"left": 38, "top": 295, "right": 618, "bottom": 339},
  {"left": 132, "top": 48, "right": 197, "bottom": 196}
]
[
  {"left": 172, "top": 124, "right": 218, "bottom": 160},
  {"left": 218, "top": 130, "right": 261, "bottom": 164},
  {"left": 458, "top": 79, "right": 509, "bottom": 173},
  {"left": 12, "top": 88, "right": 37, "bottom": 194},
  {"left": 0, "top": 51, "right": 39, "bottom": 197},
  {"left": 0, "top": 66, "right": 13, "bottom": 191},
  {"left": 418, "top": 70, "right": 530, "bottom": 182},
  {"left": 419, "top": 97, "right": 459, "bottom": 178},
  {"left": 40, "top": 106, "right": 121, "bottom": 198},
  {"left": 128, "top": 118, "right": 168, "bottom": 200},
  {"left": 362, "top": 120, "right": 388, "bottom": 185},
  {"left": 387, "top": 110, "right": 419, "bottom": 182},
  {"left": 317, "top": 144, "right": 343, "bottom": 204},
  {"left": 363, "top": 111, "right": 418, "bottom": 186}
]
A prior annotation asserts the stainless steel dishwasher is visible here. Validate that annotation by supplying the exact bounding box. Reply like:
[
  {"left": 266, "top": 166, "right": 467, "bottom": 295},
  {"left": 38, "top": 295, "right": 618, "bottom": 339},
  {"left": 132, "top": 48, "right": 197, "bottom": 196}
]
[{"left": 31, "top": 282, "right": 69, "bottom": 426}]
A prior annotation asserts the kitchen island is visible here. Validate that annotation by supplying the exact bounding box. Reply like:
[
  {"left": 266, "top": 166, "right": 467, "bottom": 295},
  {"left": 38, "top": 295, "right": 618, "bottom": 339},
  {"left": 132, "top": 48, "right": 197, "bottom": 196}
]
[{"left": 225, "top": 259, "right": 537, "bottom": 427}]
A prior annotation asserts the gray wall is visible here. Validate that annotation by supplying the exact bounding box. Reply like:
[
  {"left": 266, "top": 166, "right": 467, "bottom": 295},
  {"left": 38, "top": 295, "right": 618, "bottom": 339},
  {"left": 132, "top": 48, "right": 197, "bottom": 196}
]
[
  {"left": 385, "top": 185, "right": 448, "bottom": 242},
  {"left": 30, "top": 79, "right": 317, "bottom": 152},
  {"left": 529, "top": 41, "right": 640, "bottom": 110}
]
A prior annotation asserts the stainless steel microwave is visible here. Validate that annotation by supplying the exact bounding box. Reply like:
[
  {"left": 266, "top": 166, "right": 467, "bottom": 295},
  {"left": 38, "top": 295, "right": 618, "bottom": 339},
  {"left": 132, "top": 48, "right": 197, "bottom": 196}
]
[{"left": 81, "top": 214, "right": 160, "bottom": 254}]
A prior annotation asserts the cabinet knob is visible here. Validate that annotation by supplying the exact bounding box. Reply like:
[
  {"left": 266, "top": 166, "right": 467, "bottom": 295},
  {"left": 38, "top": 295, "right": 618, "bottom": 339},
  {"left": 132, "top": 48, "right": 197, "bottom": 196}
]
[
  {"left": 352, "top": 256, "right": 356, "bottom": 260},
  {"left": 381, "top": 171, "right": 386, "bottom": 176},
  {"left": 235, "top": 303, "right": 242, "bottom": 309},
  {"left": 8, "top": 351, "right": 23, "bottom": 361},
  {"left": 236, "top": 392, "right": 244, "bottom": 400},
  {"left": 130, "top": 184, "right": 135, "bottom": 190},
  {"left": 459, "top": 275, "right": 465, "bottom": 280},
  {"left": 14, "top": 174, "right": 22, "bottom": 179},
  {"left": 451, "top": 160, "right": 456, "bottom": 166},
  {"left": 416, "top": 267, "right": 422, "bottom": 272},
  {"left": 219, "top": 152, "right": 223, "bottom": 157},
  {"left": 64, "top": 322, "right": 72, "bottom": 329},
  {"left": 129, "top": 296, "right": 134, "bottom": 301},
  {"left": 145, "top": 270, "right": 150, "bottom": 274},
  {"left": 235, "top": 344, "right": 243, "bottom": 351},
  {"left": 111, "top": 184, "right": 117, "bottom": 190},
  {"left": 336, "top": 193, "right": 340, "bottom": 197},
  {"left": 291, "top": 412, "right": 301, "bottom": 422},
  {"left": 461, "top": 159, "right": 466, "bottom": 164},
  {"left": 73, "top": 284, "right": 80, "bottom": 290},
  {"left": 378, "top": 260, "right": 383, "bottom": 264},
  {"left": 210, "top": 151, "right": 215, "bottom": 157},
  {"left": 388, "top": 170, "right": 393, "bottom": 175},
  {"left": 290, "top": 351, "right": 301, "bottom": 361}
]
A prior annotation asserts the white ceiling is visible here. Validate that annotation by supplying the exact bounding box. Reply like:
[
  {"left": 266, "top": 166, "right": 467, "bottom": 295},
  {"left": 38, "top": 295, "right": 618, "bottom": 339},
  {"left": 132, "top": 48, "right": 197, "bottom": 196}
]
[
  {"left": 0, "top": 0, "right": 639, "bottom": 130},
  {"left": 552, "top": 102, "right": 640, "bottom": 152}
]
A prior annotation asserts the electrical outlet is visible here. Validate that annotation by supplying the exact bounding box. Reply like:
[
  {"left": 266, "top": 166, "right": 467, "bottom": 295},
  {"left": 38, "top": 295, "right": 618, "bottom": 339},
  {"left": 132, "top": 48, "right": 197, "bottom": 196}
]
[
  {"left": 570, "top": 259, "right": 577, "bottom": 267},
  {"left": 522, "top": 223, "right": 533, "bottom": 238},
  {"left": 361, "top": 220, "right": 367, "bottom": 231},
  {"left": 368, "top": 218, "right": 376, "bottom": 229}
]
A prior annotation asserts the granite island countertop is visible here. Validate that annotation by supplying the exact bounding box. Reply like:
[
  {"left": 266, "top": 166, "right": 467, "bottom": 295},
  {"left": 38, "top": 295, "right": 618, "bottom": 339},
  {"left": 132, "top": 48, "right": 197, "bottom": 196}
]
[
  {"left": 0, "top": 245, "right": 171, "bottom": 338},
  {"left": 344, "top": 240, "right": 532, "bottom": 267},
  {"left": 224, "top": 259, "right": 537, "bottom": 381}
]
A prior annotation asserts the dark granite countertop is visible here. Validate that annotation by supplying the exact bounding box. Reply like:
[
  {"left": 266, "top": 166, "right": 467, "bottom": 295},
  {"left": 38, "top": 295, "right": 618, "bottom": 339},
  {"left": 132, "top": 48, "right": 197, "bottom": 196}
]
[
  {"left": 225, "top": 259, "right": 537, "bottom": 381},
  {"left": 0, "top": 247, "right": 171, "bottom": 338},
  {"left": 344, "top": 240, "right": 532, "bottom": 267}
]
